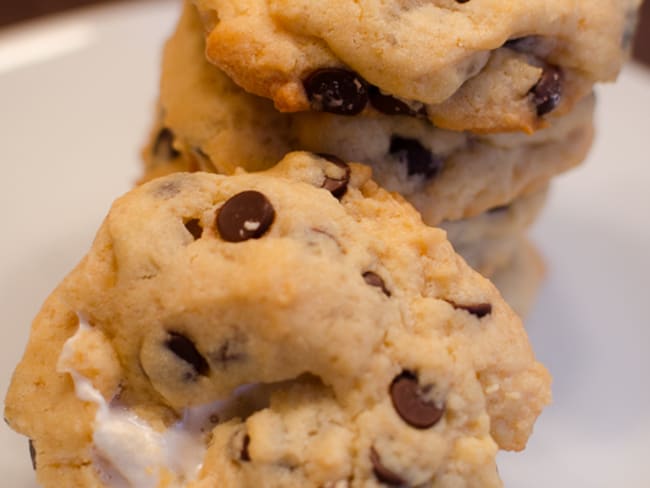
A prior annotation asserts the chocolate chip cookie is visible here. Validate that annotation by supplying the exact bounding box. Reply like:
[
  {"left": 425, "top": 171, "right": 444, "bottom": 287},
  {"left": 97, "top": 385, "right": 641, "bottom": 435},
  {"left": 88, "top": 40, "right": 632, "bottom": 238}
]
[
  {"left": 193, "top": 0, "right": 639, "bottom": 132},
  {"left": 5, "top": 152, "right": 550, "bottom": 487},
  {"left": 142, "top": 3, "right": 594, "bottom": 226}
]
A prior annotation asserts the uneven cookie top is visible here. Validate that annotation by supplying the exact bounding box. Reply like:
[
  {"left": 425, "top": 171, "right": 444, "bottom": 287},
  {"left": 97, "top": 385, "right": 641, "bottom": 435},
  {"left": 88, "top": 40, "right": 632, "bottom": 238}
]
[
  {"left": 143, "top": 3, "right": 594, "bottom": 225},
  {"left": 193, "top": 0, "right": 639, "bottom": 132},
  {"left": 6, "top": 152, "right": 550, "bottom": 487}
]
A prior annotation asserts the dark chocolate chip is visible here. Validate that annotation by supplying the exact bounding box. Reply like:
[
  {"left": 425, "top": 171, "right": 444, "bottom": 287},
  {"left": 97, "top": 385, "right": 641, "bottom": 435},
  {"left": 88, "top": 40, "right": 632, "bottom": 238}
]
[
  {"left": 318, "top": 154, "right": 351, "bottom": 199},
  {"left": 389, "top": 136, "right": 443, "bottom": 179},
  {"left": 530, "top": 66, "right": 562, "bottom": 116},
  {"left": 370, "top": 447, "right": 405, "bottom": 486},
  {"left": 390, "top": 371, "right": 445, "bottom": 429},
  {"left": 29, "top": 440, "right": 36, "bottom": 470},
  {"left": 241, "top": 434, "right": 251, "bottom": 461},
  {"left": 448, "top": 301, "right": 493, "bottom": 318},
  {"left": 165, "top": 332, "right": 210, "bottom": 377},
  {"left": 368, "top": 85, "right": 421, "bottom": 117},
  {"left": 363, "top": 271, "right": 391, "bottom": 297},
  {"left": 184, "top": 219, "right": 203, "bottom": 240},
  {"left": 153, "top": 128, "right": 180, "bottom": 160},
  {"left": 303, "top": 68, "right": 368, "bottom": 115},
  {"left": 456, "top": 0, "right": 471, "bottom": 3},
  {"left": 217, "top": 191, "right": 275, "bottom": 243}
]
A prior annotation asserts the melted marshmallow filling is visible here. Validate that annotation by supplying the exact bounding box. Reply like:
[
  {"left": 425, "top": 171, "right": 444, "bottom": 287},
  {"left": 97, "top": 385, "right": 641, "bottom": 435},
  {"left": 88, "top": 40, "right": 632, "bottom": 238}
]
[{"left": 57, "top": 319, "right": 262, "bottom": 488}]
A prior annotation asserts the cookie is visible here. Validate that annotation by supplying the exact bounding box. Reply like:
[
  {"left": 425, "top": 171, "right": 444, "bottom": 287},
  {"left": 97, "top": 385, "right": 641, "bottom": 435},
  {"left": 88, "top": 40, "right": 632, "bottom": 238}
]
[
  {"left": 441, "top": 186, "right": 548, "bottom": 277},
  {"left": 490, "top": 240, "right": 546, "bottom": 319},
  {"left": 193, "top": 0, "right": 639, "bottom": 132},
  {"left": 5, "top": 152, "right": 550, "bottom": 487},
  {"left": 142, "top": 3, "right": 594, "bottom": 226}
]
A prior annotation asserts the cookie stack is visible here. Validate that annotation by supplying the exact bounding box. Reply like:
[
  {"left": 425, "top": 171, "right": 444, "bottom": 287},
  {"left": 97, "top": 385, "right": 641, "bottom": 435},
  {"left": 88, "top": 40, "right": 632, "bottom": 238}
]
[
  {"left": 4, "top": 1, "right": 641, "bottom": 487},
  {"left": 141, "top": 0, "right": 638, "bottom": 316}
]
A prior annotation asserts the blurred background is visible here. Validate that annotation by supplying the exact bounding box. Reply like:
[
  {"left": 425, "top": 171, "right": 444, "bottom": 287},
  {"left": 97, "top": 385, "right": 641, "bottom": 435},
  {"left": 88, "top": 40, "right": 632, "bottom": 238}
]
[{"left": 1, "top": 0, "right": 649, "bottom": 66}]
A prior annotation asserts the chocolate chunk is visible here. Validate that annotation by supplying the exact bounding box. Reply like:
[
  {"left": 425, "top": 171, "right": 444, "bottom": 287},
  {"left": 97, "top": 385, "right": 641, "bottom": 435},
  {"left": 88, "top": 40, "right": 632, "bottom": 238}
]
[
  {"left": 390, "top": 371, "right": 445, "bottom": 429},
  {"left": 165, "top": 332, "right": 210, "bottom": 377},
  {"left": 370, "top": 447, "right": 405, "bottom": 486},
  {"left": 29, "top": 440, "right": 36, "bottom": 470},
  {"left": 368, "top": 85, "right": 422, "bottom": 117},
  {"left": 241, "top": 434, "right": 251, "bottom": 461},
  {"left": 449, "top": 301, "right": 493, "bottom": 318},
  {"left": 389, "top": 136, "right": 443, "bottom": 179},
  {"left": 318, "top": 154, "right": 351, "bottom": 199},
  {"left": 530, "top": 66, "right": 562, "bottom": 116},
  {"left": 217, "top": 191, "right": 275, "bottom": 243},
  {"left": 303, "top": 68, "right": 368, "bottom": 115},
  {"left": 456, "top": 0, "right": 471, "bottom": 3},
  {"left": 363, "top": 271, "right": 391, "bottom": 297},
  {"left": 184, "top": 219, "right": 203, "bottom": 240},
  {"left": 153, "top": 127, "right": 180, "bottom": 160}
]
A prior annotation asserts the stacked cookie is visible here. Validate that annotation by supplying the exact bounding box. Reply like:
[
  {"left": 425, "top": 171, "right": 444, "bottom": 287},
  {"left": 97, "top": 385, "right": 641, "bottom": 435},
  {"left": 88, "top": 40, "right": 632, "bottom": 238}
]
[
  {"left": 141, "top": 0, "right": 638, "bottom": 315},
  {"left": 6, "top": 154, "right": 551, "bottom": 487}
]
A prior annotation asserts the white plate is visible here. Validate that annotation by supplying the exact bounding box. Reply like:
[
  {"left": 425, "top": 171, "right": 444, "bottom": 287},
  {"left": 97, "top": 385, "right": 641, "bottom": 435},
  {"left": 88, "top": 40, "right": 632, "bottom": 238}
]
[{"left": 0, "top": 1, "right": 649, "bottom": 486}]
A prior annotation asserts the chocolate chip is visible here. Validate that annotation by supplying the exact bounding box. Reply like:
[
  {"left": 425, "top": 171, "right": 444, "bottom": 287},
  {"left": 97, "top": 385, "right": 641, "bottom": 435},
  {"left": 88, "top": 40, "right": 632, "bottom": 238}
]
[
  {"left": 184, "top": 219, "right": 203, "bottom": 240},
  {"left": 153, "top": 128, "right": 180, "bottom": 160},
  {"left": 370, "top": 447, "right": 405, "bottom": 486},
  {"left": 363, "top": 271, "right": 391, "bottom": 297},
  {"left": 303, "top": 68, "right": 368, "bottom": 115},
  {"left": 165, "top": 332, "right": 210, "bottom": 377},
  {"left": 390, "top": 371, "right": 445, "bottom": 429},
  {"left": 29, "top": 440, "right": 36, "bottom": 470},
  {"left": 368, "top": 85, "right": 424, "bottom": 117},
  {"left": 389, "top": 136, "right": 443, "bottom": 179},
  {"left": 530, "top": 66, "right": 562, "bottom": 116},
  {"left": 456, "top": 0, "right": 471, "bottom": 3},
  {"left": 241, "top": 434, "right": 251, "bottom": 461},
  {"left": 217, "top": 191, "right": 275, "bottom": 243},
  {"left": 318, "top": 154, "right": 351, "bottom": 199},
  {"left": 448, "top": 301, "right": 493, "bottom": 318}
]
